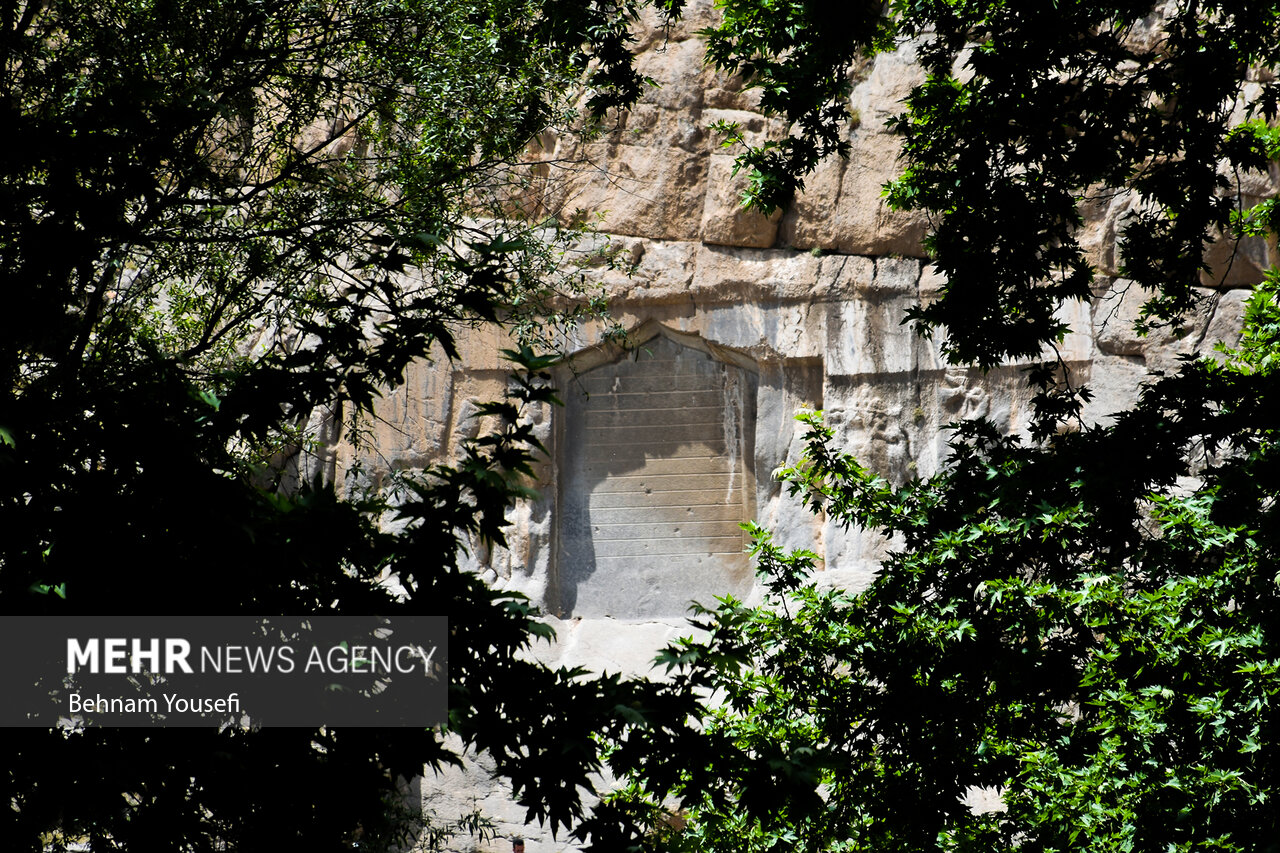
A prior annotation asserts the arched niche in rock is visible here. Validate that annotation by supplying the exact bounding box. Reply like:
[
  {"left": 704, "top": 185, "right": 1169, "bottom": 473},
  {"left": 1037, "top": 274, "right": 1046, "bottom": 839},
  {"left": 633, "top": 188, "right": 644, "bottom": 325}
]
[{"left": 551, "top": 323, "right": 758, "bottom": 619}]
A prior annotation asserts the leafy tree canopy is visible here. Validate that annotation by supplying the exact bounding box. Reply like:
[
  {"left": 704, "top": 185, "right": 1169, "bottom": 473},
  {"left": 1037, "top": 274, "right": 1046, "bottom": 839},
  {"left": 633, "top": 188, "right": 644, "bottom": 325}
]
[
  {"left": 706, "top": 0, "right": 1280, "bottom": 373},
  {"left": 596, "top": 2, "right": 1280, "bottom": 853},
  {"left": 0, "top": 0, "right": 664, "bottom": 602},
  {"left": 0, "top": 0, "right": 700, "bottom": 849},
  {"left": 10, "top": 0, "right": 1280, "bottom": 850}
]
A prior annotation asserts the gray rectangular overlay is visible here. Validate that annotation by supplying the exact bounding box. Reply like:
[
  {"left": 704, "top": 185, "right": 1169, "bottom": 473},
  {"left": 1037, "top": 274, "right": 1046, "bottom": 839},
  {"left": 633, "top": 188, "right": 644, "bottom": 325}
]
[{"left": 1, "top": 616, "right": 447, "bottom": 728}]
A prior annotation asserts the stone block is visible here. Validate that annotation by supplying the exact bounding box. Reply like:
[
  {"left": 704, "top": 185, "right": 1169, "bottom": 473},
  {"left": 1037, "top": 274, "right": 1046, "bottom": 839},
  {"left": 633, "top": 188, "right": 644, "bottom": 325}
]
[
  {"left": 818, "top": 253, "right": 878, "bottom": 298},
  {"left": 1081, "top": 353, "right": 1150, "bottom": 426},
  {"left": 780, "top": 126, "right": 930, "bottom": 256},
  {"left": 1054, "top": 298, "right": 1096, "bottom": 364},
  {"left": 825, "top": 293, "right": 917, "bottom": 378},
  {"left": 630, "top": 37, "right": 712, "bottom": 113},
  {"left": 1093, "top": 278, "right": 1148, "bottom": 356},
  {"left": 1201, "top": 226, "right": 1277, "bottom": 288},
  {"left": 367, "top": 357, "right": 454, "bottom": 467},
  {"left": 633, "top": 2, "right": 723, "bottom": 54},
  {"left": 918, "top": 263, "right": 947, "bottom": 305},
  {"left": 1200, "top": 288, "right": 1252, "bottom": 359},
  {"left": 869, "top": 256, "right": 922, "bottom": 295},
  {"left": 552, "top": 141, "right": 709, "bottom": 239},
  {"left": 1092, "top": 279, "right": 1218, "bottom": 372},
  {"left": 850, "top": 41, "right": 925, "bottom": 133},
  {"left": 700, "top": 152, "right": 782, "bottom": 248},
  {"left": 817, "top": 521, "right": 889, "bottom": 591},
  {"left": 703, "top": 70, "right": 763, "bottom": 111},
  {"left": 596, "top": 238, "right": 699, "bottom": 301},
  {"left": 691, "top": 243, "right": 824, "bottom": 301},
  {"left": 529, "top": 616, "right": 692, "bottom": 674},
  {"left": 934, "top": 367, "right": 1024, "bottom": 436},
  {"left": 831, "top": 130, "right": 931, "bottom": 256},
  {"left": 1086, "top": 190, "right": 1142, "bottom": 277},
  {"left": 822, "top": 379, "right": 918, "bottom": 480}
]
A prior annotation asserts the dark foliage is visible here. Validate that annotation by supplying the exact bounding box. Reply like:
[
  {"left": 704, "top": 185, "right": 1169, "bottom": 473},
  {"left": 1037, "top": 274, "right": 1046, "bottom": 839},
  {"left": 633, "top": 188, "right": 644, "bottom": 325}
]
[
  {"left": 601, "top": 3, "right": 1280, "bottom": 852},
  {"left": 0, "top": 0, "right": 698, "bottom": 849}
]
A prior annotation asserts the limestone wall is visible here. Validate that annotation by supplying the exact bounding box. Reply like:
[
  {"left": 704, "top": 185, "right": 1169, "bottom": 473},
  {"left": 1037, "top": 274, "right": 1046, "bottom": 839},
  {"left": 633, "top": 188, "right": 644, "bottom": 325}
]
[{"left": 329, "top": 4, "right": 1265, "bottom": 848}]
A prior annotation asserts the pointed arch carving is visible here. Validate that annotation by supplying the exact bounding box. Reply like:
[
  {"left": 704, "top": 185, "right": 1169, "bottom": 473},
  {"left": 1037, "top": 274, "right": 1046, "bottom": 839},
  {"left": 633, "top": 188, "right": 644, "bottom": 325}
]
[{"left": 551, "top": 324, "right": 757, "bottom": 618}]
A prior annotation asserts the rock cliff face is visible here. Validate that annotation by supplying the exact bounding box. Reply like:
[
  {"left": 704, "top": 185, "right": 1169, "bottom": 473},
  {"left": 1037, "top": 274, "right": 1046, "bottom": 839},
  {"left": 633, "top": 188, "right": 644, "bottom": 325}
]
[{"left": 329, "top": 3, "right": 1265, "bottom": 846}]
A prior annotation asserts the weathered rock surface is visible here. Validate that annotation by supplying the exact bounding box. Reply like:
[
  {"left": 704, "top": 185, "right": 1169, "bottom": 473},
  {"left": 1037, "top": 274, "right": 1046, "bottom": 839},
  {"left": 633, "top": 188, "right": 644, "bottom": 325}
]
[{"left": 320, "top": 3, "right": 1264, "bottom": 847}]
